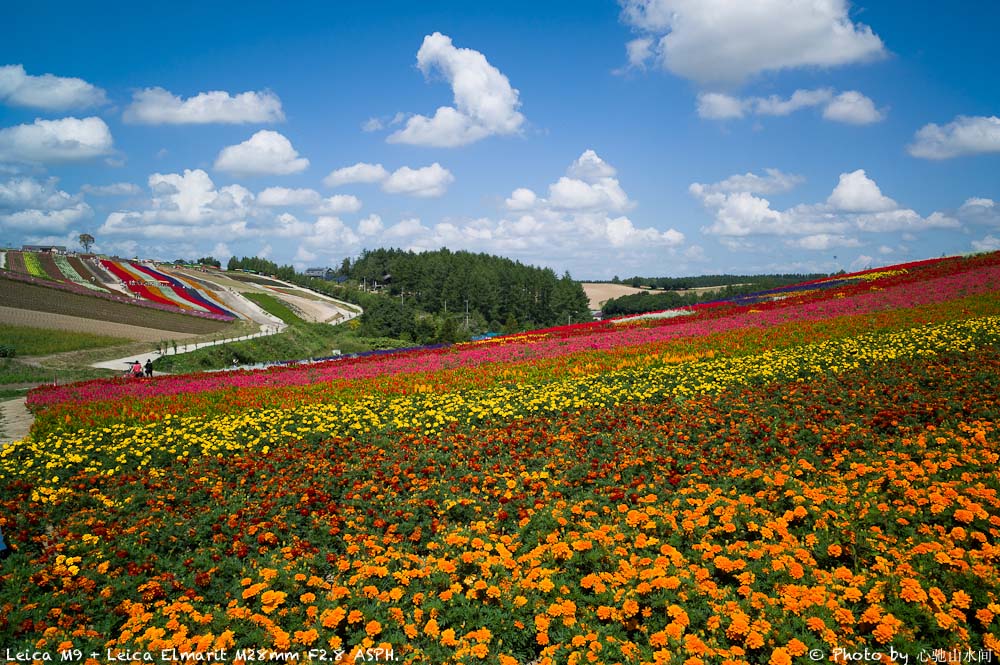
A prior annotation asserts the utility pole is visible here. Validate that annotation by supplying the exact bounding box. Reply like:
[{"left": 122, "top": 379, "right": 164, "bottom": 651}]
[{"left": 465, "top": 298, "right": 469, "bottom": 330}]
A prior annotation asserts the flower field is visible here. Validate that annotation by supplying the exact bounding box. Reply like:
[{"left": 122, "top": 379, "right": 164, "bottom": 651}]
[{"left": 2, "top": 253, "right": 1000, "bottom": 663}]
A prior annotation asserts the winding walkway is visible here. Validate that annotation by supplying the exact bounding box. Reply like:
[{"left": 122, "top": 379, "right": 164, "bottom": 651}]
[{"left": 0, "top": 397, "right": 32, "bottom": 446}]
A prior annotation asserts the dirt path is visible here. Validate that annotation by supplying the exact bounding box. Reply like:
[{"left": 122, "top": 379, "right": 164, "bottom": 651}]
[{"left": 0, "top": 397, "right": 33, "bottom": 446}]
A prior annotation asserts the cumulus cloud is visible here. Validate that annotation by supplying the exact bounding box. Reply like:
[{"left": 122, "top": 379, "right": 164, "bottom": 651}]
[
  {"left": 214, "top": 130, "right": 308, "bottom": 176},
  {"left": 908, "top": 115, "right": 1000, "bottom": 159},
  {"left": 692, "top": 168, "right": 959, "bottom": 244},
  {"left": 697, "top": 88, "right": 885, "bottom": 124},
  {"left": 505, "top": 187, "right": 538, "bottom": 210},
  {"left": 696, "top": 93, "right": 748, "bottom": 119},
  {"left": 387, "top": 32, "right": 525, "bottom": 147},
  {"left": 381, "top": 163, "right": 454, "bottom": 197},
  {"left": 619, "top": 0, "right": 886, "bottom": 85},
  {"left": 0, "top": 116, "right": 113, "bottom": 164},
  {"left": 123, "top": 87, "right": 284, "bottom": 124},
  {"left": 958, "top": 198, "right": 999, "bottom": 226},
  {"left": 0, "top": 64, "right": 107, "bottom": 110},
  {"left": 358, "top": 214, "right": 383, "bottom": 236},
  {"left": 0, "top": 175, "right": 91, "bottom": 232},
  {"left": 312, "top": 195, "right": 363, "bottom": 215},
  {"left": 827, "top": 170, "right": 896, "bottom": 212},
  {"left": 323, "top": 162, "right": 389, "bottom": 188},
  {"left": 257, "top": 187, "right": 322, "bottom": 207},
  {"left": 80, "top": 182, "right": 141, "bottom": 196},
  {"left": 99, "top": 169, "right": 258, "bottom": 239},
  {"left": 973, "top": 235, "right": 1000, "bottom": 252},
  {"left": 823, "top": 90, "right": 886, "bottom": 124},
  {"left": 695, "top": 168, "right": 804, "bottom": 196}
]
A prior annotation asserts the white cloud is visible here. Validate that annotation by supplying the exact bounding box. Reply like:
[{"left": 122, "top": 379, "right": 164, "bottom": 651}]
[
  {"left": 382, "top": 163, "right": 454, "bottom": 197},
  {"left": 257, "top": 187, "right": 322, "bottom": 207},
  {"left": 387, "top": 32, "right": 525, "bottom": 147},
  {"left": 619, "top": 0, "right": 886, "bottom": 85},
  {"left": 755, "top": 89, "right": 834, "bottom": 116},
  {"left": 695, "top": 168, "right": 804, "bottom": 195},
  {"left": 323, "top": 162, "right": 389, "bottom": 188},
  {"left": 698, "top": 88, "right": 885, "bottom": 124},
  {"left": 99, "top": 169, "right": 258, "bottom": 239},
  {"left": 567, "top": 149, "right": 618, "bottom": 181},
  {"left": 385, "top": 217, "right": 430, "bottom": 239},
  {"left": 0, "top": 116, "right": 113, "bottom": 164},
  {"left": 312, "top": 194, "right": 362, "bottom": 215},
  {"left": 505, "top": 187, "right": 538, "bottom": 210},
  {"left": 973, "top": 235, "right": 1000, "bottom": 252},
  {"left": 625, "top": 38, "right": 655, "bottom": 69},
  {"left": 693, "top": 168, "right": 961, "bottom": 242},
  {"left": 214, "top": 130, "right": 308, "bottom": 176},
  {"left": 123, "top": 87, "right": 284, "bottom": 124},
  {"left": 786, "top": 234, "right": 861, "bottom": 250},
  {"left": 358, "top": 214, "right": 383, "bottom": 236},
  {"left": 0, "top": 64, "right": 107, "bottom": 110},
  {"left": 908, "top": 115, "right": 1000, "bottom": 159},
  {"left": 822, "top": 90, "right": 886, "bottom": 124},
  {"left": 0, "top": 175, "right": 91, "bottom": 232},
  {"left": 696, "top": 92, "right": 748, "bottom": 119},
  {"left": 80, "top": 182, "right": 142, "bottom": 196},
  {"left": 827, "top": 169, "right": 896, "bottom": 212},
  {"left": 958, "top": 198, "right": 999, "bottom": 227}
]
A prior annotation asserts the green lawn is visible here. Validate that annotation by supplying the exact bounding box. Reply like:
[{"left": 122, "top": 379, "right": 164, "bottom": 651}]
[
  {"left": 0, "top": 324, "right": 131, "bottom": 356},
  {"left": 243, "top": 292, "right": 306, "bottom": 325}
]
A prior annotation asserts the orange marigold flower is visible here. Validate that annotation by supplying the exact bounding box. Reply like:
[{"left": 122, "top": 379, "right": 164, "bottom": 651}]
[
  {"left": 746, "top": 631, "right": 765, "bottom": 649},
  {"left": 498, "top": 656, "right": 518, "bottom": 665},
  {"left": 976, "top": 608, "right": 994, "bottom": 626},
  {"left": 365, "top": 620, "right": 382, "bottom": 637},
  {"left": 347, "top": 609, "right": 364, "bottom": 624},
  {"left": 260, "top": 590, "right": 286, "bottom": 614},
  {"left": 470, "top": 644, "right": 489, "bottom": 659},
  {"left": 786, "top": 639, "right": 807, "bottom": 657},
  {"left": 293, "top": 629, "right": 319, "bottom": 646},
  {"left": 424, "top": 618, "right": 440, "bottom": 638},
  {"left": 954, "top": 509, "right": 975, "bottom": 523},
  {"left": 769, "top": 648, "right": 792, "bottom": 665},
  {"left": 440, "top": 628, "right": 458, "bottom": 647},
  {"left": 622, "top": 599, "right": 640, "bottom": 617},
  {"left": 299, "top": 592, "right": 316, "bottom": 604}
]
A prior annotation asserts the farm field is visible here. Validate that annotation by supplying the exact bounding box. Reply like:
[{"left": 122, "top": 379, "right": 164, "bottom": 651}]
[{"left": 2, "top": 252, "right": 1000, "bottom": 662}]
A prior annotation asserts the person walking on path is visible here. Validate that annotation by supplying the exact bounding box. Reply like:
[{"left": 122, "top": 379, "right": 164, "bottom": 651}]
[{"left": 144, "top": 359, "right": 153, "bottom": 377}]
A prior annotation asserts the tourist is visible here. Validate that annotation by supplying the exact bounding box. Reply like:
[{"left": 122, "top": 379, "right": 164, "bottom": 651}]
[
  {"left": 130, "top": 361, "right": 143, "bottom": 379},
  {"left": 144, "top": 359, "right": 153, "bottom": 378}
]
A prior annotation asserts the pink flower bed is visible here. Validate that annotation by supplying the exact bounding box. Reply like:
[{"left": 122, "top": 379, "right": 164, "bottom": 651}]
[{"left": 27, "top": 254, "right": 999, "bottom": 410}]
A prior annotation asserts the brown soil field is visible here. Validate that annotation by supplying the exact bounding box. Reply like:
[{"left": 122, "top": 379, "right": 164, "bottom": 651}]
[
  {"left": 0, "top": 306, "right": 199, "bottom": 342},
  {"left": 37, "top": 252, "right": 67, "bottom": 281},
  {"left": 580, "top": 283, "right": 651, "bottom": 310},
  {"left": 3, "top": 252, "right": 27, "bottom": 275},
  {"left": 0, "top": 277, "right": 232, "bottom": 335}
]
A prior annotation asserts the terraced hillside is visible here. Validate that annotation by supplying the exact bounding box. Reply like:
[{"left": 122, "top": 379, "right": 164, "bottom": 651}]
[{"left": 0, "top": 276, "right": 232, "bottom": 335}]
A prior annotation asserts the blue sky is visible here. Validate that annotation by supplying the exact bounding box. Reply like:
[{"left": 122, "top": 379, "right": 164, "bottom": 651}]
[{"left": 2, "top": 0, "right": 998, "bottom": 279}]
